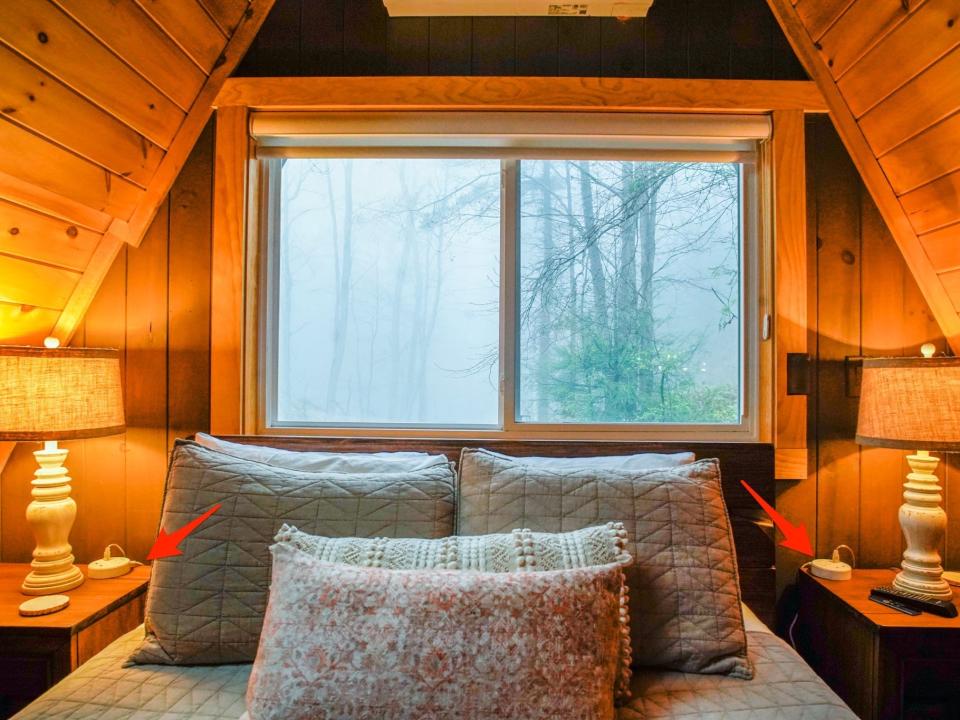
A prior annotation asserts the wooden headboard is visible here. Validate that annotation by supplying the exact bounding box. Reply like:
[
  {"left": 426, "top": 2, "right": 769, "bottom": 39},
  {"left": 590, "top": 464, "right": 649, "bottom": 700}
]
[{"left": 218, "top": 436, "right": 775, "bottom": 624}]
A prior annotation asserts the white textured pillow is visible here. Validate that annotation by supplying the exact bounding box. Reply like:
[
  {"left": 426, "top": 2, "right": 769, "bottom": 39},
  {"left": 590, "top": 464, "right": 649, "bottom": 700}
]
[{"left": 194, "top": 433, "right": 450, "bottom": 473}]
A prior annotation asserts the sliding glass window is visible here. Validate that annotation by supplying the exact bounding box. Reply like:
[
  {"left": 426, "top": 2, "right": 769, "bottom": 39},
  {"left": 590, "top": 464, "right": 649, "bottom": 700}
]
[{"left": 256, "top": 112, "right": 767, "bottom": 438}]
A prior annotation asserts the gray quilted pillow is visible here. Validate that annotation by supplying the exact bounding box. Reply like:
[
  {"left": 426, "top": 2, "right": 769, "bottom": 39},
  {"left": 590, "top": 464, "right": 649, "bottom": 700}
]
[
  {"left": 128, "top": 440, "right": 455, "bottom": 666},
  {"left": 457, "top": 449, "right": 752, "bottom": 679}
]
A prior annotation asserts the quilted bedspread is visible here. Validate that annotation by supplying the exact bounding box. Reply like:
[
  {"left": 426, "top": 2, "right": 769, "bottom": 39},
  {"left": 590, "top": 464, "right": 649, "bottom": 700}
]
[{"left": 14, "top": 615, "right": 855, "bottom": 720}]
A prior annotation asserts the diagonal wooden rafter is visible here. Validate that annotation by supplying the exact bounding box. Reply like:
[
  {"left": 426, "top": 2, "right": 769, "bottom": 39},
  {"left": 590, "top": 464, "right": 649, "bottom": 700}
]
[{"left": 767, "top": 0, "right": 960, "bottom": 353}]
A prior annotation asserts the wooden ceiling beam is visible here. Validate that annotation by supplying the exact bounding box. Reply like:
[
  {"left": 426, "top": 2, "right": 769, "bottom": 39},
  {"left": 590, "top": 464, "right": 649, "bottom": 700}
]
[{"left": 216, "top": 76, "right": 828, "bottom": 114}]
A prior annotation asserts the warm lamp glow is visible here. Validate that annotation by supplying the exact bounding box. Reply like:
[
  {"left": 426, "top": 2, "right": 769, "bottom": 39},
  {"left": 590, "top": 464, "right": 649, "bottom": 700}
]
[
  {"left": 856, "top": 357, "right": 960, "bottom": 451},
  {"left": 856, "top": 353, "right": 960, "bottom": 600},
  {"left": 0, "top": 345, "right": 125, "bottom": 598},
  {"left": 0, "top": 346, "right": 125, "bottom": 440}
]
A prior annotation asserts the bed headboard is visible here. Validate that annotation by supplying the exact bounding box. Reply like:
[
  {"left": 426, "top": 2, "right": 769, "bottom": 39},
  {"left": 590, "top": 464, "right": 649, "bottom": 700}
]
[{"left": 218, "top": 436, "right": 775, "bottom": 624}]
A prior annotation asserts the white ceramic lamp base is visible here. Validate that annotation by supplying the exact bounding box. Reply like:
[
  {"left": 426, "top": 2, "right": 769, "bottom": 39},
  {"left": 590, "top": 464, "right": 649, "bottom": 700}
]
[
  {"left": 21, "top": 441, "right": 84, "bottom": 596},
  {"left": 893, "top": 451, "right": 952, "bottom": 600}
]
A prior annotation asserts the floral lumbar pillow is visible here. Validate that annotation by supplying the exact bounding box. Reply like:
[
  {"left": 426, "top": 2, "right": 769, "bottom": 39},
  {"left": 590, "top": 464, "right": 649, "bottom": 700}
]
[{"left": 245, "top": 541, "right": 629, "bottom": 720}]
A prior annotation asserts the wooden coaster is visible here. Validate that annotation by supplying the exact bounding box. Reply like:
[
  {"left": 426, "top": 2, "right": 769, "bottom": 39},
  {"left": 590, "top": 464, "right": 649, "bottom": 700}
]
[{"left": 19, "top": 594, "right": 70, "bottom": 617}]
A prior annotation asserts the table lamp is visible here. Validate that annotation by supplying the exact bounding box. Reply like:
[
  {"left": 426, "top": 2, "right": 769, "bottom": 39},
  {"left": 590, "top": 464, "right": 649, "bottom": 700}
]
[
  {"left": 856, "top": 344, "right": 960, "bottom": 599},
  {"left": 0, "top": 344, "right": 124, "bottom": 595}
]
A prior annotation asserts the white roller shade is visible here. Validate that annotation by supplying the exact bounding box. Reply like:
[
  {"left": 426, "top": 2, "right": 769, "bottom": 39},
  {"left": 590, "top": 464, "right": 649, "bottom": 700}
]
[{"left": 251, "top": 111, "right": 770, "bottom": 160}]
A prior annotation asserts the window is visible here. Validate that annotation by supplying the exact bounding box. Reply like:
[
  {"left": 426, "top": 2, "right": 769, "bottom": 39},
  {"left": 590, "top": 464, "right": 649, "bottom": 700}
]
[{"left": 258, "top": 113, "right": 765, "bottom": 438}]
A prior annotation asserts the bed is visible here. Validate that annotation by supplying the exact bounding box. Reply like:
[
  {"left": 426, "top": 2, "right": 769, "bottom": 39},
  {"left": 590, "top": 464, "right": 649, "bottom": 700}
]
[
  {"left": 12, "top": 438, "right": 855, "bottom": 719},
  {"left": 13, "top": 609, "right": 854, "bottom": 719}
]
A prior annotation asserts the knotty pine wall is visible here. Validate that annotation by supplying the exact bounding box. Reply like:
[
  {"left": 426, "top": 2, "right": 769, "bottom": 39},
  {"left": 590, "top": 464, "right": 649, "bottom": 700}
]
[
  {"left": 0, "top": 125, "right": 213, "bottom": 563},
  {"left": 2, "top": 1, "right": 957, "bottom": 584},
  {"left": 782, "top": 116, "right": 958, "bottom": 576}
]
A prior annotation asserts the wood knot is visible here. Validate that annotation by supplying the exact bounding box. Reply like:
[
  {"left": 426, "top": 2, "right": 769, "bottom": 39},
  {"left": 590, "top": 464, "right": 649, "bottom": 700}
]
[
  {"left": 245, "top": 6, "right": 254, "bottom": 18},
  {"left": 949, "top": 17, "right": 956, "bottom": 27},
  {"left": 1, "top": 107, "right": 14, "bottom": 114},
  {"left": 9, "top": 227, "right": 20, "bottom": 235},
  {"left": 841, "top": 249, "right": 855, "bottom": 265},
  {"left": 37, "top": 31, "right": 48, "bottom": 43},
  {"left": 66, "top": 226, "right": 78, "bottom": 238}
]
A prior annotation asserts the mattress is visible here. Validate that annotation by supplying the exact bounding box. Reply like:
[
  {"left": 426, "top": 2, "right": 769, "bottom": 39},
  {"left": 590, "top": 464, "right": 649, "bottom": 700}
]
[{"left": 14, "top": 608, "right": 855, "bottom": 720}]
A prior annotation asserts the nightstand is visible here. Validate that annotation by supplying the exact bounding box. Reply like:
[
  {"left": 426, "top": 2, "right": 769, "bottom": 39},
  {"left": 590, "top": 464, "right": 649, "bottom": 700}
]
[
  {"left": 796, "top": 567, "right": 960, "bottom": 720},
  {"left": 0, "top": 563, "right": 150, "bottom": 719}
]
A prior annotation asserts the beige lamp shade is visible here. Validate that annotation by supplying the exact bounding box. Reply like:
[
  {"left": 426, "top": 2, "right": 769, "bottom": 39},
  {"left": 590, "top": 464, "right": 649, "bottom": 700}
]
[
  {"left": 856, "top": 356, "right": 960, "bottom": 451},
  {"left": 0, "top": 346, "right": 125, "bottom": 440}
]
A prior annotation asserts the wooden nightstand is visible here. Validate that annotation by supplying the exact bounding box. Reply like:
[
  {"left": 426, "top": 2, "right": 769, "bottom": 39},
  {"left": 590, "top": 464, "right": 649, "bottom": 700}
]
[
  {"left": 796, "top": 567, "right": 960, "bottom": 720},
  {"left": 0, "top": 563, "right": 150, "bottom": 719}
]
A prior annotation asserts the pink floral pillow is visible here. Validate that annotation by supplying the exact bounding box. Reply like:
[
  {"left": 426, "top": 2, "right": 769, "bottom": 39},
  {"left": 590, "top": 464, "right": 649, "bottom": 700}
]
[{"left": 245, "top": 542, "right": 628, "bottom": 720}]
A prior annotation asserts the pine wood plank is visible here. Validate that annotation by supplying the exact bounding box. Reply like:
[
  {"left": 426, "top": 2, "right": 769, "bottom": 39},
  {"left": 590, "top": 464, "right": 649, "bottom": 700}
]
[
  {"left": 768, "top": 0, "right": 960, "bottom": 352},
  {"left": 167, "top": 123, "right": 213, "bottom": 449},
  {"left": 426, "top": 17, "right": 471, "bottom": 76},
  {"left": 199, "top": 0, "right": 250, "bottom": 35},
  {"left": 858, "top": 193, "right": 909, "bottom": 568},
  {"left": 0, "top": 44, "right": 164, "bottom": 188},
  {"left": 342, "top": 0, "right": 388, "bottom": 75},
  {"left": 858, "top": 47, "right": 960, "bottom": 157},
  {"left": 817, "top": 0, "right": 910, "bottom": 81},
  {"left": 556, "top": 17, "right": 601, "bottom": 76},
  {"left": 299, "top": 0, "right": 344, "bottom": 75},
  {"left": 942, "top": 268, "right": 960, "bottom": 312},
  {"left": 0, "top": 442, "right": 41, "bottom": 561},
  {"left": 215, "top": 76, "right": 828, "bottom": 112},
  {"left": 0, "top": 198, "right": 99, "bottom": 271},
  {"left": 0, "top": 0, "right": 184, "bottom": 148},
  {"left": 0, "top": 254, "right": 79, "bottom": 309},
  {"left": 515, "top": 17, "right": 558, "bottom": 76},
  {"left": 123, "top": 0, "right": 273, "bottom": 248},
  {"left": 0, "top": 300, "right": 59, "bottom": 344},
  {"left": 945, "top": 453, "right": 960, "bottom": 569},
  {"left": 472, "top": 17, "right": 516, "bottom": 75},
  {"left": 901, "top": 168, "right": 960, "bottom": 236},
  {"left": 773, "top": 110, "right": 808, "bottom": 479},
  {"left": 53, "top": 0, "right": 206, "bottom": 112},
  {"left": 123, "top": 202, "right": 169, "bottom": 562},
  {"left": 210, "top": 105, "right": 249, "bottom": 435},
  {"left": 250, "top": 0, "right": 301, "bottom": 76},
  {"left": 387, "top": 18, "right": 429, "bottom": 75},
  {"left": 837, "top": 0, "right": 960, "bottom": 118},
  {"left": 601, "top": 15, "right": 646, "bottom": 77},
  {"left": 0, "top": 118, "right": 143, "bottom": 219},
  {"left": 50, "top": 229, "right": 125, "bottom": 343},
  {"left": 795, "top": 0, "right": 855, "bottom": 41},
  {"left": 71, "top": 246, "right": 128, "bottom": 563},
  {"left": 813, "top": 120, "right": 862, "bottom": 559},
  {"left": 0, "top": 169, "right": 111, "bottom": 233},
  {"left": 134, "top": 0, "right": 225, "bottom": 72},
  {"left": 878, "top": 111, "right": 960, "bottom": 195},
  {"left": 920, "top": 223, "right": 960, "bottom": 273}
]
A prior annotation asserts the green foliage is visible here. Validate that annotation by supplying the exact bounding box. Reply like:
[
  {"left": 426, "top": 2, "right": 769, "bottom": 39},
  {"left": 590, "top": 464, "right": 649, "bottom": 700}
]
[{"left": 534, "top": 316, "right": 738, "bottom": 424}]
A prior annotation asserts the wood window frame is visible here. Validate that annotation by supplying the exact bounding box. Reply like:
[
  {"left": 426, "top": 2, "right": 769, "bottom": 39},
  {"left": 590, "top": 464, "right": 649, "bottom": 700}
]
[{"left": 210, "top": 76, "right": 826, "bottom": 479}]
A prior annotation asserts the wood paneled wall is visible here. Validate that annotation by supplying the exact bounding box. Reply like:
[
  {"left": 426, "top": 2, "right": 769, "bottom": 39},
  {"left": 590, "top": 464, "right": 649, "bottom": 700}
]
[
  {"left": 776, "top": 116, "right": 960, "bottom": 593},
  {"left": 236, "top": 0, "right": 807, "bottom": 79},
  {"left": 0, "top": 126, "right": 213, "bottom": 563},
  {"left": 0, "top": 0, "right": 270, "bottom": 348},
  {"left": 768, "top": 0, "right": 960, "bottom": 351},
  {"left": 3, "top": 1, "right": 955, "bottom": 584}
]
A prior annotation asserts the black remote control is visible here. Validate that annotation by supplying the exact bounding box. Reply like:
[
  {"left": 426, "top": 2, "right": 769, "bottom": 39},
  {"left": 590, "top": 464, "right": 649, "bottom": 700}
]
[
  {"left": 870, "top": 585, "right": 958, "bottom": 618},
  {"left": 869, "top": 594, "right": 920, "bottom": 615}
]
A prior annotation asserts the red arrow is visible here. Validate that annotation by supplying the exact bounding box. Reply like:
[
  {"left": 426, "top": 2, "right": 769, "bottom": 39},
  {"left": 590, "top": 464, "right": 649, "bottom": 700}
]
[
  {"left": 146, "top": 504, "right": 222, "bottom": 561},
  {"left": 740, "top": 480, "right": 813, "bottom": 556}
]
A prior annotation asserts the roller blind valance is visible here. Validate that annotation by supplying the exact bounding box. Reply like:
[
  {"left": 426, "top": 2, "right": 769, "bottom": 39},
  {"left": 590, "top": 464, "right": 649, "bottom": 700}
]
[{"left": 251, "top": 111, "right": 771, "bottom": 161}]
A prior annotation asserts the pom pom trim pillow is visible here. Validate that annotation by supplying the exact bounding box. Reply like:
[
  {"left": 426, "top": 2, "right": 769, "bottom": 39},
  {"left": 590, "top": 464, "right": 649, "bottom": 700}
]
[
  {"left": 277, "top": 522, "right": 634, "bottom": 700},
  {"left": 246, "top": 542, "right": 628, "bottom": 720},
  {"left": 457, "top": 449, "right": 752, "bottom": 679}
]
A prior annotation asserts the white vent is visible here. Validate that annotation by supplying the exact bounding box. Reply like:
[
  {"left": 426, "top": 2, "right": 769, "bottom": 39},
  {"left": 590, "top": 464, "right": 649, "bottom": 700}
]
[{"left": 382, "top": 1, "right": 654, "bottom": 17}]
